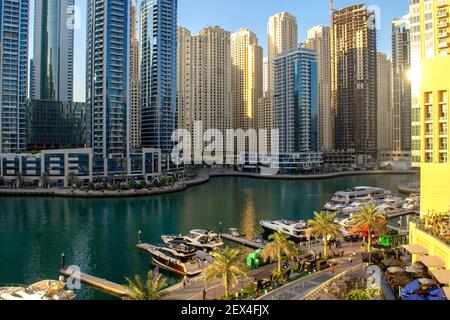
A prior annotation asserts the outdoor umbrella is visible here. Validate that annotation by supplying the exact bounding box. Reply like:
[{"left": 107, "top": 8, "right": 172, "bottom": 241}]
[
  {"left": 391, "top": 272, "right": 414, "bottom": 287},
  {"left": 387, "top": 267, "right": 404, "bottom": 274},
  {"left": 381, "top": 259, "right": 404, "bottom": 268},
  {"left": 405, "top": 263, "right": 425, "bottom": 273},
  {"left": 418, "top": 278, "right": 437, "bottom": 286},
  {"left": 401, "top": 280, "right": 420, "bottom": 296}
]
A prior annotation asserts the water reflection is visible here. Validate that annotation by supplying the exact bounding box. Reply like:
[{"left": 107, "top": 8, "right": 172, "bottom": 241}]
[{"left": 240, "top": 189, "right": 257, "bottom": 240}]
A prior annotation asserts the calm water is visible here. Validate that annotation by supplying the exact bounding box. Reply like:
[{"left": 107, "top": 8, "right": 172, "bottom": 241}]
[{"left": 0, "top": 174, "right": 418, "bottom": 299}]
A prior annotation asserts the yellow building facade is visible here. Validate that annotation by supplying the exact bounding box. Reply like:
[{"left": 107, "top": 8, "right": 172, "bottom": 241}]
[{"left": 409, "top": 0, "right": 450, "bottom": 270}]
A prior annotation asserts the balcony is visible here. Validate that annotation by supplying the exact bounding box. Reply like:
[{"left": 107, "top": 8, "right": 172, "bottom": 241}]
[
  {"left": 412, "top": 214, "right": 450, "bottom": 246},
  {"left": 437, "top": 10, "right": 448, "bottom": 19},
  {"left": 438, "top": 20, "right": 449, "bottom": 28},
  {"left": 438, "top": 40, "right": 449, "bottom": 49},
  {"left": 438, "top": 30, "right": 449, "bottom": 39}
]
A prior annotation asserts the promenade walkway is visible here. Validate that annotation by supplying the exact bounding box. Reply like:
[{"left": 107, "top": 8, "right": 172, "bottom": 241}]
[
  {"left": 163, "top": 241, "right": 364, "bottom": 300},
  {"left": 259, "top": 243, "right": 364, "bottom": 300}
]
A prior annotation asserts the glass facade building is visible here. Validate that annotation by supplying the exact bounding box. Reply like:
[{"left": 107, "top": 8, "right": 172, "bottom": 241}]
[
  {"left": 32, "top": 0, "right": 74, "bottom": 101},
  {"left": 0, "top": 0, "right": 30, "bottom": 153},
  {"left": 86, "top": 0, "right": 131, "bottom": 176},
  {"left": 28, "top": 100, "right": 90, "bottom": 150},
  {"left": 274, "top": 47, "right": 318, "bottom": 153},
  {"left": 140, "top": 0, "right": 178, "bottom": 156}
]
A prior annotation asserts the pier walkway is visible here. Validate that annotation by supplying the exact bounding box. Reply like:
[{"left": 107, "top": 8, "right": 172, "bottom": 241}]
[
  {"left": 220, "top": 234, "right": 266, "bottom": 249},
  {"left": 60, "top": 268, "right": 129, "bottom": 298}
]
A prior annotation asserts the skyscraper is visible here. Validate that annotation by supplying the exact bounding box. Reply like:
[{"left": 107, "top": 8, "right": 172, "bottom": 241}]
[
  {"left": 140, "top": 0, "right": 177, "bottom": 158},
  {"left": 231, "top": 29, "right": 263, "bottom": 134},
  {"left": 267, "top": 12, "right": 298, "bottom": 94},
  {"left": 32, "top": 0, "right": 74, "bottom": 101},
  {"left": 274, "top": 47, "right": 318, "bottom": 153},
  {"left": 263, "top": 57, "right": 269, "bottom": 95},
  {"left": 409, "top": 0, "right": 434, "bottom": 167},
  {"left": 332, "top": 4, "right": 378, "bottom": 156},
  {"left": 418, "top": 0, "right": 450, "bottom": 209},
  {"left": 86, "top": 0, "right": 131, "bottom": 175},
  {"left": 377, "top": 53, "right": 393, "bottom": 151},
  {"left": 177, "top": 26, "right": 232, "bottom": 153},
  {"left": 305, "top": 25, "right": 333, "bottom": 151},
  {"left": 0, "top": 0, "right": 30, "bottom": 153},
  {"left": 130, "top": 0, "right": 141, "bottom": 150},
  {"left": 408, "top": 0, "right": 450, "bottom": 272},
  {"left": 392, "top": 16, "right": 411, "bottom": 153}
]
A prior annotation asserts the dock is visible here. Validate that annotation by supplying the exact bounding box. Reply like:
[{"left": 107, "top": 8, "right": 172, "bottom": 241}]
[
  {"left": 220, "top": 233, "right": 265, "bottom": 249},
  {"left": 60, "top": 268, "right": 129, "bottom": 298}
]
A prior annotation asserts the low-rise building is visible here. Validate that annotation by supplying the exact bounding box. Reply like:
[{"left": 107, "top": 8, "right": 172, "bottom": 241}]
[
  {"left": 0, "top": 148, "right": 161, "bottom": 187},
  {"left": 241, "top": 152, "right": 323, "bottom": 174}
]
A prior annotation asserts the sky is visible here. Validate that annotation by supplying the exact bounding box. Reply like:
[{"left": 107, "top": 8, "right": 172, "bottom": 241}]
[{"left": 30, "top": 0, "right": 410, "bottom": 102}]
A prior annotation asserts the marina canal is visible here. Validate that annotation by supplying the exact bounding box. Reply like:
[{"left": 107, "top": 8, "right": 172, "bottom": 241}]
[{"left": 0, "top": 174, "right": 418, "bottom": 299}]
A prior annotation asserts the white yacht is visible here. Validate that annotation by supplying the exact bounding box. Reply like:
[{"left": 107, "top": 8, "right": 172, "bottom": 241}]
[
  {"left": 0, "top": 280, "right": 76, "bottom": 300},
  {"left": 146, "top": 245, "right": 204, "bottom": 276},
  {"left": 325, "top": 186, "right": 391, "bottom": 212},
  {"left": 161, "top": 229, "right": 224, "bottom": 252},
  {"left": 260, "top": 219, "right": 309, "bottom": 242}
]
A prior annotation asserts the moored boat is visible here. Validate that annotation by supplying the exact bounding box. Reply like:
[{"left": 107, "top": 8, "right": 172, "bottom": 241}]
[
  {"left": 0, "top": 279, "right": 76, "bottom": 300},
  {"left": 161, "top": 229, "right": 224, "bottom": 251},
  {"left": 146, "top": 245, "right": 204, "bottom": 277},
  {"left": 260, "top": 219, "right": 309, "bottom": 242}
]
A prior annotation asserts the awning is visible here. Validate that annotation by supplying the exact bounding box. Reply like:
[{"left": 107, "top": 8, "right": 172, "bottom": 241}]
[
  {"left": 431, "top": 269, "right": 450, "bottom": 285},
  {"left": 443, "top": 287, "right": 450, "bottom": 300},
  {"left": 402, "top": 244, "right": 428, "bottom": 255},
  {"left": 418, "top": 255, "right": 446, "bottom": 268}
]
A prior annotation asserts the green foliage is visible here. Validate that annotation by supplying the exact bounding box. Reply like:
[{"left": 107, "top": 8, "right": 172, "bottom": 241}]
[
  {"left": 261, "top": 231, "right": 298, "bottom": 274},
  {"left": 346, "top": 288, "right": 384, "bottom": 300},
  {"left": 140, "top": 180, "right": 148, "bottom": 189},
  {"left": 123, "top": 270, "right": 167, "bottom": 300},
  {"left": 88, "top": 182, "right": 95, "bottom": 191},
  {"left": 128, "top": 179, "right": 137, "bottom": 190},
  {"left": 204, "top": 247, "right": 249, "bottom": 299}
]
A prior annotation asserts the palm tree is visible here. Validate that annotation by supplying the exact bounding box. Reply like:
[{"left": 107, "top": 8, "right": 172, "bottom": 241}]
[
  {"left": 16, "top": 173, "right": 24, "bottom": 188},
  {"left": 308, "top": 211, "right": 343, "bottom": 258},
  {"left": 261, "top": 231, "right": 298, "bottom": 274},
  {"left": 123, "top": 270, "right": 167, "bottom": 300},
  {"left": 67, "top": 171, "right": 77, "bottom": 187},
  {"left": 204, "top": 247, "right": 249, "bottom": 299},
  {"left": 40, "top": 172, "right": 50, "bottom": 188},
  {"left": 351, "top": 205, "right": 386, "bottom": 253}
]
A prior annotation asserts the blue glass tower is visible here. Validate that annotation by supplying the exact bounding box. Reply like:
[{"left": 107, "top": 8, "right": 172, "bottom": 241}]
[
  {"left": 140, "top": 0, "right": 177, "bottom": 160},
  {"left": 86, "top": 0, "right": 130, "bottom": 176},
  {"left": 274, "top": 47, "right": 318, "bottom": 153},
  {"left": 0, "top": 0, "right": 29, "bottom": 153}
]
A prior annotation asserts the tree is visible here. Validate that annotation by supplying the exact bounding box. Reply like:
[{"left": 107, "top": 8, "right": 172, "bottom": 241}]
[
  {"left": 128, "top": 179, "right": 137, "bottom": 190},
  {"left": 40, "top": 172, "right": 50, "bottom": 188},
  {"left": 88, "top": 181, "right": 95, "bottom": 191},
  {"left": 308, "top": 211, "right": 343, "bottom": 258},
  {"left": 140, "top": 180, "right": 148, "bottom": 190},
  {"left": 67, "top": 172, "right": 77, "bottom": 188},
  {"left": 204, "top": 247, "right": 249, "bottom": 299},
  {"left": 123, "top": 270, "right": 167, "bottom": 300},
  {"left": 16, "top": 173, "right": 24, "bottom": 188},
  {"left": 351, "top": 205, "right": 386, "bottom": 253},
  {"left": 260, "top": 231, "right": 298, "bottom": 274}
]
